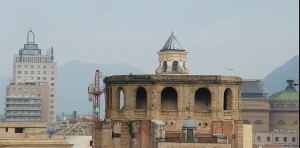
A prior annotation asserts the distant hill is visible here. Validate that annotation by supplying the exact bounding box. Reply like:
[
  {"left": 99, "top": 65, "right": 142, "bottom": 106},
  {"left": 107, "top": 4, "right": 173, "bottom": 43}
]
[
  {"left": 263, "top": 55, "right": 299, "bottom": 96},
  {"left": 1, "top": 56, "right": 298, "bottom": 117},
  {"left": 57, "top": 60, "right": 144, "bottom": 118}
]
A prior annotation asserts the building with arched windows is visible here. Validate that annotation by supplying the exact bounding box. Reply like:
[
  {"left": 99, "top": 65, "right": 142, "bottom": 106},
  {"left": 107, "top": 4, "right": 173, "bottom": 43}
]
[
  {"left": 95, "top": 33, "right": 247, "bottom": 148},
  {"left": 241, "top": 80, "right": 299, "bottom": 148}
]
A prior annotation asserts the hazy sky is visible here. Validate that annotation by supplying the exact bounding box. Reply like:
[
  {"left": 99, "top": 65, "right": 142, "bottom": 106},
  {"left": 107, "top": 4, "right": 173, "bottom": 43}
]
[{"left": 0, "top": 0, "right": 299, "bottom": 79}]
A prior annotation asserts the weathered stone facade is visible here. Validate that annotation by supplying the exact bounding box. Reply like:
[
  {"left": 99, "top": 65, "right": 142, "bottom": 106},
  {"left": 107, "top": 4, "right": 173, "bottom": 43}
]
[
  {"left": 99, "top": 74, "right": 244, "bottom": 147},
  {"left": 96, "top": 33, "right": 244, "bottom": 148},
  {"left": 104, "top": 74, "right": 242, "bottom": 129}
]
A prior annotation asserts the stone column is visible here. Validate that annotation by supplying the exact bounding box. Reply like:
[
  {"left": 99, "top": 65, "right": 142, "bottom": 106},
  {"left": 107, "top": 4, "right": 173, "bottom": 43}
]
[
  {"left": 111, "top": 86, "right": 120, "bottom": 118},
  {"left": 232, "top": 86, "right": 241, "bottom": 120},
  {"left": 212, "top": 85, "right": 223, "bottom": 120},
  {"left": 124, "top": 85, "right": 133, "bottom": 119}
]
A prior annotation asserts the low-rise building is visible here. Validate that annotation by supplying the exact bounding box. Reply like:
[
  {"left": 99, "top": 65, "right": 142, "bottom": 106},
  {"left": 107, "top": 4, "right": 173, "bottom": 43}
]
[
  {"left": 53, "top": 122, "right": 93, "bottom": 148},
  {"left": 253, "top": 130, "right": 298, "bottom": 148},
  {"left": 0, "top": 122, "right": 72, "bottom": 148}
]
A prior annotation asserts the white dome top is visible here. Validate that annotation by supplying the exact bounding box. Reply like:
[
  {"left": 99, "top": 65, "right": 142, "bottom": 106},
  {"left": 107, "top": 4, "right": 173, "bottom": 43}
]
[{"left": 182, "top": 117, "right": 196, "bottom": 128}]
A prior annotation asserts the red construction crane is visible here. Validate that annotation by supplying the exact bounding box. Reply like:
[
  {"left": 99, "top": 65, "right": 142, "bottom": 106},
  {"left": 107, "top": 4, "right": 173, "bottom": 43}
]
[{"left": 88, "top": 70, "right": 103, "bottom": 148}]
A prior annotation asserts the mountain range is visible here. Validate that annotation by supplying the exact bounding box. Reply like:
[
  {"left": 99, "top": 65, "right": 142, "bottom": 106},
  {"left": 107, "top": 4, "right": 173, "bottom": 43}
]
[
  {"left": 0, "top": 56, "right": 299, "bottom": 117},
  {"left": 57, "top": 60, "right": 144, "bottom": 118},
  {"left": 263, "top": 55, "right": 299, "bottom": 96}
]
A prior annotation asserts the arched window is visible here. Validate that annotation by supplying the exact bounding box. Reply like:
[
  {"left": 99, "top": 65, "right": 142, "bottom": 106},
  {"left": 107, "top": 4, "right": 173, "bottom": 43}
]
[
  {"left": 254, "top": 120, "right": 263, "bottom": 124},
  {"left": 277, "top": 120, "right": 286, "bottom": 125},
  {"left": 161, "top": 87, "right": 178, "bottom": 110},
  {"left": 194, "top": 88, "right": 211, "bottom": 110},
  {"left": 223, "top": 88, "right": 233, "bottom": 110},
  {"left": 243, "top": 120, "right": 251, "bottom": 124},
  {"left": 172, "top": 61, "right": 179, "bottom": 72},
  {"left": 136, "top": 87, "right": 147, "bottom": 109},
  {"left": 162, "top": 61, "right": 167, "bottom": 72},
  {"left": 119, "top": 89, "right": 124, "bottom": 110}
]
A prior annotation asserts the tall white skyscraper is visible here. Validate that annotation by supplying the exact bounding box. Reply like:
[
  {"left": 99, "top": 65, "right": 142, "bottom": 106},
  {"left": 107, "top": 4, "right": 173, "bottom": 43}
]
[{"left": 6, "top": 30, "right": 57, "bottom": 122}]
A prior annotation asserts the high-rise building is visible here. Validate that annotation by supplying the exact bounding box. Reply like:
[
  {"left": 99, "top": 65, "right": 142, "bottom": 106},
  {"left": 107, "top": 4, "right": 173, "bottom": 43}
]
[{"left": 4, "top": 30, "right": 57, "bottom": 122}]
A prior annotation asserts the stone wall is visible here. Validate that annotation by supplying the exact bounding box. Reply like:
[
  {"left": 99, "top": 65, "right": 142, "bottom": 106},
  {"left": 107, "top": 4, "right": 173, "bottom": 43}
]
[
  {"left": 100, "top": 74, "right": 243, "bottom": 147},
  {"left": 157, "top": 142, "right": 231, "bottom": 148}
]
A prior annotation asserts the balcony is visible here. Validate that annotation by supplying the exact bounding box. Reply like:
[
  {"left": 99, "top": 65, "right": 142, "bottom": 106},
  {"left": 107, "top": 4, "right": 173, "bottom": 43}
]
[
  {"left": 5, "top": 118, "right": 41, "bottom": 122},
  {"left": 5, "top": 113, "right": 41, "bottom": 117},
  {"left": 5, "top": 96, "right": 41, "bottom": 99},
  {"left": 5, "top": 101, "right": 41, "bottom": 105},
  {"left": 5, "top": 107, "right": 41, "bottom": 111}
]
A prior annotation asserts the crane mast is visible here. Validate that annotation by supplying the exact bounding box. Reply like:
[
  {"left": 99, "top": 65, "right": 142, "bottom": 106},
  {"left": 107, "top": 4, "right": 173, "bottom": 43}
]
[
  {"left": 93, "top": 70, "right": 101, "bottom": 122},
  {"left": 88, "top": 70, "right": 102, "bottom": 148}
]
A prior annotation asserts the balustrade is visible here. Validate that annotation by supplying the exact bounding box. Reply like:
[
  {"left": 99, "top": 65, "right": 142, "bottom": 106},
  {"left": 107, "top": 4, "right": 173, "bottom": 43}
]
[
  {"left": 161, "top": 110, "right": 177, "bottom": 116},
  {"left": 224, "top": 110, "right": 231, "bottom": 117},
  {"left": 135, "top": 109, "right": 147, "bottom": 116},
  {"left": 118, "top": 110, "right": 124, "bottom": 114},
  {"left": 194, "top": 110, "right": 211, "bottom": 116}
]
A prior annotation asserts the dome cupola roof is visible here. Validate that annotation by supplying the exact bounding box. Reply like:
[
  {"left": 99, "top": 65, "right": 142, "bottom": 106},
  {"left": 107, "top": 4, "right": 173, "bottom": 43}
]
[
  {"left": 182, "top": 117, "right": 196, "bottom": 128},
  {"left": 160, "top": 32, "right": 184, "bottom": 51},
  {"left": 269, "top": 80, "right": 299, "bottom": 101}
]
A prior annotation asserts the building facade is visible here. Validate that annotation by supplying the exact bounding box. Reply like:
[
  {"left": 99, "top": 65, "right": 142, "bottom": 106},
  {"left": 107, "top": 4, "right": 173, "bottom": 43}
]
[
  {"left": 268, "top": 81, "right": 299, "bottom": 132},
  {"left": 5, "top": 30, "right": 57, "bottom": 122},
  {"left": 241, "top": 80, "right": 299, "bottom": 147},
  {"left": 253, "top": 131, "right": 298, "bottom": 148},
  {"left": 241, "top": 80, "right": 270, "bottom": 132},
  {"left": 95, "top": 33, "right": 245, "bottom": 148},
  {"left": 5, "top": 83, "right": 49, "bottom": 122},
  {"left": 0, "top": 122, "right": 72, "bottom": 148}
]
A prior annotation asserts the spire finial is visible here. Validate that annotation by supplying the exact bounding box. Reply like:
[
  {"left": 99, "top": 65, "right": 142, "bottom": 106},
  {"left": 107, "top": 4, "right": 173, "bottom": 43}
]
[{"left": 27, "top": 29, "right": 35, "bottom": 44}]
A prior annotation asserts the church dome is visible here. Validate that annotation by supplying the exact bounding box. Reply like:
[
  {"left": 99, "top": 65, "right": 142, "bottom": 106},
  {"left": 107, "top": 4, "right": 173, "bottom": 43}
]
[
  {"left": 182, "top": 117, "right": 196, "bottom": 128},
  {"left": 269, "top": 80, "right": 299, "bottom": 101}
]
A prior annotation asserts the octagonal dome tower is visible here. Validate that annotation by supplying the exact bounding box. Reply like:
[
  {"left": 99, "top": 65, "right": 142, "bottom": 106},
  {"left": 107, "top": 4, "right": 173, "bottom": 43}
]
[{"left": 156, "top": 32, "right": 189, "bottom": 74}]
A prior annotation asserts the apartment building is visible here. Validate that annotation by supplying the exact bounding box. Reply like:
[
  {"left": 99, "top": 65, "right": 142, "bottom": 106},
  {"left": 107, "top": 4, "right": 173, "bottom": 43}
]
[{"left": 5, "top": 83, "right": 49, "bottom": 122}]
